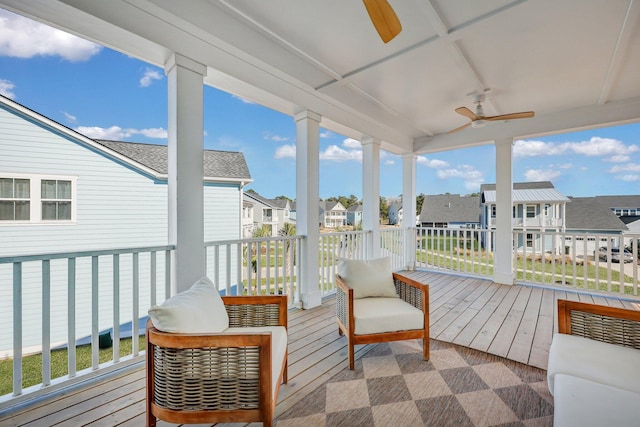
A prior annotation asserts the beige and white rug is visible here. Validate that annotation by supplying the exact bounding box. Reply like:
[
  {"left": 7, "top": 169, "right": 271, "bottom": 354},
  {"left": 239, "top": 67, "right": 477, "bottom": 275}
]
[{"left": 276, "top": 339, "right": 553, "bottom": 426}]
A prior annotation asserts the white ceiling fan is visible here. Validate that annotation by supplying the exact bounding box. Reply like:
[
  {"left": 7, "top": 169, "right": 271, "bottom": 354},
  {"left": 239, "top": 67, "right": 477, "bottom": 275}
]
[{"left": 448, "top": 93, "right": 535, "bottom": 133}]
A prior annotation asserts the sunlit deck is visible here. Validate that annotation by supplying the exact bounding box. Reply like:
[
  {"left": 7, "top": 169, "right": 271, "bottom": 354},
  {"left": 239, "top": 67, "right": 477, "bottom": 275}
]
[{"left": 2, "top": 270, "right": 639, "bottom": 426}]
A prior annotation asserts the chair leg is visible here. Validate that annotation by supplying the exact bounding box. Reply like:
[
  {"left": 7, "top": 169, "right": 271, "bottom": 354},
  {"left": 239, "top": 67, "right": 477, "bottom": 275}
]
[
  {"left": 338, "top": 326, "right": 344, "bottom": 336},
  {"left": 348, "top": 338, "right": 355, "bottom": 370},
  {"left": 423, "top": 336, "right": 430, "bottom": 361}
]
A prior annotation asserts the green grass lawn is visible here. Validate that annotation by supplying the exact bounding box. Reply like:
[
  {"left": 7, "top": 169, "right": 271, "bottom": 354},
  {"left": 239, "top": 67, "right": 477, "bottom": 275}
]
[{"left": 0, "top": 336, "right": 146, "bottom": 396}]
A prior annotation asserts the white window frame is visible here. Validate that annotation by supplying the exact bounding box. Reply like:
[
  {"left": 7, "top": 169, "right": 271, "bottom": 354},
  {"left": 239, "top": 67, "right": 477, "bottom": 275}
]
[{"left": 0, "top": 173, "right": 77, "bottom": 225}]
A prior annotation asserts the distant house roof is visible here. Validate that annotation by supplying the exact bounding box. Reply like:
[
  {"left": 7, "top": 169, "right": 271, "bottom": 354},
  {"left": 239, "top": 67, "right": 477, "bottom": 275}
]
[
  {"left": 481, "top": 181, "right": 570, "bottom": 203},
  {"left": 270, "top": 199, "right": 290, "bottom": 209},
  {"left": 347, "top": 204, "right": 363, "bottom": 212},
  {"left": 244, "top": 191, "right": 275, "bottom": 207},
  {"left": 565, "top": 197, "right": 628, "bottom": 231},
  {"left": 96, "top": 140, "right": 251, "bottom": 182},
  {"left": 389, "top": 202, "right": 402, "bottom": 211},
  {"left": 593, "top": 195, "right": 640, "bottom": 208},
  {"left": 420, "top": 194, "right": 480, "bottom": 223}
]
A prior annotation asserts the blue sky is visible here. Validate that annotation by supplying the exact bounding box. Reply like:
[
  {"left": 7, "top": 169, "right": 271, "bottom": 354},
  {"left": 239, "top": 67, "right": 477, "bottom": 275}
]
[{"left": 1, "top": 9, "right": 639, "bottom": 201}]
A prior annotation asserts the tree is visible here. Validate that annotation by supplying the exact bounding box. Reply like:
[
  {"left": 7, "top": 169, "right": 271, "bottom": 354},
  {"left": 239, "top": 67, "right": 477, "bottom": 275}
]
[
  {"left": 379, "top": 196, "right": 389, "bottom": 223},
  {"left": 416, "top": 193, "right": 425, "bottom": 216},
  {"left": 279, "top": 222, "right": 296, "bottom": 290},
  {"left": 275, "top": 195, "right": 293, "bottom": 202}
]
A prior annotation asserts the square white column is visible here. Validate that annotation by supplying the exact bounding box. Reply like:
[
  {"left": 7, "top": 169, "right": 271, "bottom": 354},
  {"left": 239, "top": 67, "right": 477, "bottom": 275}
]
[
  {"left": 165, "top": 53, "right": 207, "bottom": 294},
  {"left": 402, "top": 153, "right": 417, "bottom": 270},
  {"left": 494, "top": 138, "right": 514, "bottom": 285},
  {"left": 362, "top": 137, "right": 381, "bottom": 259}
]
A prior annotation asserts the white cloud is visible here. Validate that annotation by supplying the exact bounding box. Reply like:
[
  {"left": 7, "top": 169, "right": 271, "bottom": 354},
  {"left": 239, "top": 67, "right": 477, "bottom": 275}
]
[
  {"left": 263, "top": 133, "right": 289, "bottom": 142},
  {"left": 605, "top": 154, "right": 630, "bottom": 163},
  {"left": 436, "top": 165, "right": 484, "bottom": 191},
  {"left": 75, "top": 125, "right": 167, "bottom": 140},
  {"left": 232, "top": 94, "right": 254, "bottom": 104},
  {"left": 138, "top": 127, "right": 168, "bottom": 138},
  {"left": 139, "top": 68, "right": 162, "bottom": 87},
  {"left": 320, "top": 130, "right": 334, "bottom": 138},
  {"left": 342, "top": 138, "right": 361, "bottom": 149},
  {"left": 384, "top": 159, "right": 395, "bottom": 165},
  {"left": 63, "top": 112, "right": 77, "bottom": 123},
  {"left": 417, "top": 156, "right": 449, "bottom": 168},
  {"left": 523, "top": 169, "right": 561, "bottom": 182},
  {"left": 0, "top": 79, "right": 16, "bottom": 99},
  {"left": 274, "top": 144, "right": 296, "bottom": 159},
  {"left": 608, "top": 163, "right": 640, "bottom": 173},
  {"left": 514, "top": 137, "right": 638, "bottom": 158},
  {"left": 0, "top": 10, "right": 102, "bottom": 61},
  {"left": 616, "top": 174, "right": 640, "bottom": 182},
  {"left": 320, "top": 144, "right": 362, "bottom": 162}
]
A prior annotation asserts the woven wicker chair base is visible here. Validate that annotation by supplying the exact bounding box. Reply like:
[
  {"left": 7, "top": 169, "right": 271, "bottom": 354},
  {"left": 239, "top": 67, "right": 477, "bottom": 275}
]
[{"left": 146, "top": 295, "right": 288, "bottom": 427}]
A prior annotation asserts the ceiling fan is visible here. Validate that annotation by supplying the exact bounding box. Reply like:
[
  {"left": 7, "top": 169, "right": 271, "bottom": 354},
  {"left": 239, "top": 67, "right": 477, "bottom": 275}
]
[
  {"left": 363, "top": 0, "right": 402, "bottom": 43},
  {"left": 448, "top": 93, "right": 535, "bottom": 133}
]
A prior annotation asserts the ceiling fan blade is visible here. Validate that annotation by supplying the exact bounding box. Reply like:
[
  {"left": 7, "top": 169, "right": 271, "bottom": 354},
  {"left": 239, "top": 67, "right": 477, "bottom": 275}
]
[
  {"left": 363, "top": 0, "right": 402, "bottom": 43},
  {"left": 447, "top": 121, "right": 472, "bottom": 134},
  {"left": 454, "top": 106, "right": 478, "bottom": 121},
  {"left": 486, "top": 111, "right": 535, "bottom": 121}
]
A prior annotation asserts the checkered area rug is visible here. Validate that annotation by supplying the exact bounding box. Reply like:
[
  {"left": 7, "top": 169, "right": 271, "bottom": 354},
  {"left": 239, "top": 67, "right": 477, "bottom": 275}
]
[{"left": 276, "top": 340, "right": 554, "bottom": 426}]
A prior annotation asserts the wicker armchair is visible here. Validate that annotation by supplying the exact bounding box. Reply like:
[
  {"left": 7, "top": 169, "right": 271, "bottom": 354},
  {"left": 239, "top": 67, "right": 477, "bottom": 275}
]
[
  {"left": 336, "top": 272, "right": 429, "bottom": 369},
  {"left": 146, "top": 295, "right": 288, "bottom": 427},
  {"left": 557, "top": 299, "right": 640, "bottom": 347}
]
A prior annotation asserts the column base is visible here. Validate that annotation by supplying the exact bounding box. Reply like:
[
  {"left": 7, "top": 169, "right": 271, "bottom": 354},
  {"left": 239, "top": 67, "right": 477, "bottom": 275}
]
[
  {"left": 493, "top": 271, "right": 515, "bottom": 285},
  {"left": 301, "top": 292, "right": 322, "bottom": 309}
]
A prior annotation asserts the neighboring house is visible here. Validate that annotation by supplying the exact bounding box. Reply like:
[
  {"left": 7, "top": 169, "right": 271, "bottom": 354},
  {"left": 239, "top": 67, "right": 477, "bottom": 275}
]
[
  {"left": 480, "top": 182, "right": 570, "bottom": 253},
  {"left": 320, "top": 201, "right": 347, "bottom": 228},
  {"left": 419, "top": 194, "right": 480, "bottom": 228},
  {"left": 0, "top": 95, "right": 252, "bottom": 355},
  {"left": 347, "top": 204, "right": 363, "bottom": 227},
  {"left": 596, "top": 195, "right": 640, "bottom": 238},
  {"left": 563, "top": 196, "right": 629, "bottom": 256},
  {"left": 243, "top": 192, "right": 291, "bottom": 237},
  {"left": 388, "top": 202, "right": 403, "bottom": 226}
]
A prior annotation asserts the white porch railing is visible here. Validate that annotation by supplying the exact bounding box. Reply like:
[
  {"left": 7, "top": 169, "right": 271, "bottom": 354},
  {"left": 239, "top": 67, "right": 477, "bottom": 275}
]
[
  {"left": 0, "top": 245, "right": 173, "bottom": 405},
  {"left": 319, "top": 230, "right": 369, "bottom": 296},
  {"left": 204, "top": 235, "right": 303, "bottom": 304},
  {"left": 415, "top": 226, "right": 495, "bottom": 277},
  {"left": 513, "top": 230, "right": 640, "bottom": 297}
]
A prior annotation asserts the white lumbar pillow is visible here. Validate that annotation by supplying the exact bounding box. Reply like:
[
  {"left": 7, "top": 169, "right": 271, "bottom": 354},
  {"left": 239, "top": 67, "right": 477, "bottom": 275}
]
[
  {"left": 337, "top": 257, "right": 398, "bottom": 299},
  {"left": 148, "top": 276, "right": 229, "bottom": 333}
]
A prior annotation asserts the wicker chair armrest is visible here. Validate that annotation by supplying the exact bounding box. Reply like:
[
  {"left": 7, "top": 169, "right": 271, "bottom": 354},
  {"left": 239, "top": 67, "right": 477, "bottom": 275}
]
[
  {"left": 222, "top": 295, "right": 287, "bottom": 328},
  {"left": 335, "top": 275, "right": 352, "bottom": 328},
  {"left": 146, "top": 320, "right": 275, "bottom": 349},
  {"left": 558, "top": 299, "right": 640, "bottom": 350},
  {"left": 392, "top": 273, "right": 428, "bottom": 312}
]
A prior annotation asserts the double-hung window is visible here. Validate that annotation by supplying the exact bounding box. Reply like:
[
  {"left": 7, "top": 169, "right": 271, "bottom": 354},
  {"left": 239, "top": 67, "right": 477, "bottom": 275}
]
[
  {"left": 0, "top": 177, "right": 30, "bottom": 221},
  {"left": 0, "top": 175, "right": 75, "bottom": 223}
]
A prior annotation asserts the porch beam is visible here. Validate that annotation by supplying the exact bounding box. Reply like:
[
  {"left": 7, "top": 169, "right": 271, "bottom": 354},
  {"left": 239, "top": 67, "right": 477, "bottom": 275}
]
[
  {"left": 494, "top": 138, "right": 514, "bottom": 285},
  {"left": 402, "top": 153, "right": 417, "bottom": 270},
  {"left": 362, "top": 137, "right": 381, "bottom": 259},
  {"left": 165, "top": 53, "right": 207, "bottom": 294},
  {"left": 295, "top": 110, "right": 322, "bottom": 309}
]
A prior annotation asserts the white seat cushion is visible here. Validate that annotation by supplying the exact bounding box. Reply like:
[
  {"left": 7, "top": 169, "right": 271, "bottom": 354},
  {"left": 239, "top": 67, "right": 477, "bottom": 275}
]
[
  {"left": 226, "top": 326, "right": 287, "bottom": 398},
  {"left": 148, "top": 276, "right": 229, "bottom": 333},
  {"left": 548, "top": 333, "right": 640, "bottom": 395},
  {"left": 553, "top": 374, "right": 640, "bottom": 427},
  {"left": 353, "top": 297, "right": 423, "bottom": 335}
]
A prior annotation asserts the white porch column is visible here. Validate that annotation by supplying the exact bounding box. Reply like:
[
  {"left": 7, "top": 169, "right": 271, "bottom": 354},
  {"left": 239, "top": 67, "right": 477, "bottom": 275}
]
[
  {"left": 165, "top": 53, "right": 207, "bottom": 294},
  {"left": 402, "top": 153, "right": 417, "bottom": 270},
  {"left": 295, "top": 110, "right": 322, "bottom": 309},
  {"left": 362, "top": 137, "right": 381, "bottom": 259},
  {"left": 494, "top": 138, "right": 514, "bottom": 285}
]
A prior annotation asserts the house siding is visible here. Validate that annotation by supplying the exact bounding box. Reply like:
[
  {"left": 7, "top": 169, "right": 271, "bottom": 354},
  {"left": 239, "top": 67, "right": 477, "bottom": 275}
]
[{"left": 0, "top": 105, "right": 244, "bottom": 355}]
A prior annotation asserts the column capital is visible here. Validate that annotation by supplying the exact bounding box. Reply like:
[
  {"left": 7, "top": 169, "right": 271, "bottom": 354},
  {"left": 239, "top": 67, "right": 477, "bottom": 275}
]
[
  {"left": 402, "top": 152, "right": 417, "bottom": 160},
  {"left": 494, "top": 137, "right": 514, "bottom": 147},
  {"left": 164, "top": 53, "right": 207, "bottom": 76},
  {"left": 294, "top": 109, "right": 321, "bottom": 123},
  {"left": 361, "top": 136, "right": 381, "bottom": 146}
]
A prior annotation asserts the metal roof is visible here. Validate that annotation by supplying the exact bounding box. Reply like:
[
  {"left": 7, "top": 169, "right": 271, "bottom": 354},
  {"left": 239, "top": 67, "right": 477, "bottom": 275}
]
[{"left": 483, "top": 188, "right": 570, "bottom": 204}]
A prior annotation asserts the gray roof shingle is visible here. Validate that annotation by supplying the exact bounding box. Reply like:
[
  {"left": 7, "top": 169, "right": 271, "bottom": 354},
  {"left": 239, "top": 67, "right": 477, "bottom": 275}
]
[
  {"left": 565, "top": 197, "right": 627, "bottom": 231},
  {"left": 96, "top": 140, "right": 251, "bottom": 180},
  {"left": 419, "top": 194, "right": 480, "bottom": 223}
]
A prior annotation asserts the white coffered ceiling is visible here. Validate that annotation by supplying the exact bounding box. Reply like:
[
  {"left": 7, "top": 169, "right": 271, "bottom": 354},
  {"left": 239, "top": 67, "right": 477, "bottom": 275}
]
[{"left": 2, "top": 0, "right": 639, "bottom": 154}]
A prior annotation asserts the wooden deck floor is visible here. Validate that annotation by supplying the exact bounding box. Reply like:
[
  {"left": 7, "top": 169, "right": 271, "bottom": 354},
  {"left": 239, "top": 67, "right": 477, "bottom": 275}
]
[{"left": 2, "top": 270, "right": 639, "bottom": 426}]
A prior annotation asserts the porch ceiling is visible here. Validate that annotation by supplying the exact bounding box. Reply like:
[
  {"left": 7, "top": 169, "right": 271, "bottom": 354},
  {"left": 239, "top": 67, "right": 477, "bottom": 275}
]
[{"left": 2, "top": 0, "right": 640, "bottom": 155}]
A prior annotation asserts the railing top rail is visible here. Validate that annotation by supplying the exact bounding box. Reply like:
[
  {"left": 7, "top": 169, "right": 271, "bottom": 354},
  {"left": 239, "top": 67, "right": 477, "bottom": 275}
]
[
  {"left": 320, "top": 230, "right": 370, "bottom": 237},
  {"left": 204, "top": 235, "right": 304, "bottom": 246},
  {"left": 0, "top": 245, "right": 175, "bottom": 264}
]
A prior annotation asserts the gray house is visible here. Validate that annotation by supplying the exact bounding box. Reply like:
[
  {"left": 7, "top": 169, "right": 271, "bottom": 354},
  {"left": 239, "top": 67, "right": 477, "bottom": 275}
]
[
  {"left": 0, "top": 95, "right": 251, "bottom": 355},
  {"left": 347, "top": 204, "right": 363, "bottom": 227},
  {"left": 242, "top": 191, "right": 291, "bottom": 237},
  {"left": 419, "top": 194, "right": 480, "bottom": 228}
]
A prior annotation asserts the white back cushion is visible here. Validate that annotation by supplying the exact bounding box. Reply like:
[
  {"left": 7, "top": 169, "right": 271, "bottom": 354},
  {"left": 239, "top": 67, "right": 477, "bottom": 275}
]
[
  {"left": 148, "top": 276, "right": 229, "bottom": 333},
  {"left": 338, "top": 257, "right": 398, "bottom": 299}
]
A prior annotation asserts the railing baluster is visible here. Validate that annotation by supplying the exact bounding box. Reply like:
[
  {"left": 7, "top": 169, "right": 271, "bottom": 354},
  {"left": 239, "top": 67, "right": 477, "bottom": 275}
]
[
  {"left": 41, "top": 260, "right": 51, "bottom": 387},
  {"left": 91, "top": 256, "right": 99, "bottom": 370},
  {"left": 68, "top": 258, "right": 76, "bottom": 378},
  {"left": 113, "top": 254, "right": 120, "bottom": 363},
  {"left": 13, "top": 262, "right": 22, "bottom": 397},
  {"left": 132, "top": 253, "right": 139, "bottom": 356}
]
